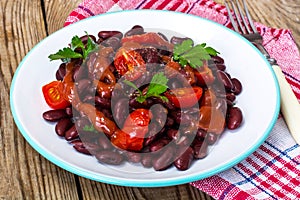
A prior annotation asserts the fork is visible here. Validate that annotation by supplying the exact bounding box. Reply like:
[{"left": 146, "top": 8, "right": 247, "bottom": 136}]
[{"left": 225, "top": 0, "right": 300, "bottom": 144}]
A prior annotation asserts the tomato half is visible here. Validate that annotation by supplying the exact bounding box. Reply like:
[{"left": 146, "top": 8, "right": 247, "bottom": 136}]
[
  {"left": 114, "top": 49, "right": 146, "bottom": 81},
  {"left": 165, "top": 87, "right": 203, "bottom": 108},
  {"left": 111, "top": 109, "right": 152, "bottom": 151},
  {"left": 42, "top": 81, "right": 70, "bottom": 109}
]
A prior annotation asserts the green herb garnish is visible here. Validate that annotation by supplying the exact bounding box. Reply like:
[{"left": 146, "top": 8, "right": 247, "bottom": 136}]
[
  {"left": 124, "top": 72, "right": 169, "bottom": 103},
  {"left": 48, "top": 33, "right": 97, "bottom": 61},
  {"left": 173, "top": 39, "right": 219, "bottom": 68}
]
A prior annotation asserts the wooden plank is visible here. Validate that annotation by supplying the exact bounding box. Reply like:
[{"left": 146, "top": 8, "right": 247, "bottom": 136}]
[
  {"left": 43, "top": 0, "right": 83, "bottom": 34},
  {"left": 77, "top": 179, "right": 213, "bottom": 200},
  {"left": 0, "top": 0, "right": 79, "bottom": 199}
]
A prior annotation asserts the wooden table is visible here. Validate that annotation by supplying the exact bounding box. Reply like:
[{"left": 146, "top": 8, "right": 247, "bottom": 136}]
[{"left": 1, "top": 0, "right": 299, "bottom": 199}]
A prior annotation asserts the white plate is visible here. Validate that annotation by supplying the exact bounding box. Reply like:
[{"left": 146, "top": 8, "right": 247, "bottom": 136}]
[{"left": 10, "top": 10, "right": 280, "bottom": 187}]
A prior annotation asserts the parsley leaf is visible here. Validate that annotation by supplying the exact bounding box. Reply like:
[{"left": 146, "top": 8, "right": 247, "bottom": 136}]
[
  {"left": 48, "top": 47, "right": 83, "bottom": 61},
  {"left": 71, "top": 36, "right": 85, "bottom": 50},
  {"left": 173, "top": 39, "right": 193, "bottom": 59},
  {"left": 48, "top": 33, "right": 97, "bottom": 61},
  {"left": 180, "top": 45, "right": 211, "bottom": 68},
  {"left": 147, "top": 72, "right": 169, "bottom": 96},
  {"left": 124, "top": 72, "right": 169, "bottom": 103},
  {"left": 173, "top": 39, "right": 220, "bottom": 68}
]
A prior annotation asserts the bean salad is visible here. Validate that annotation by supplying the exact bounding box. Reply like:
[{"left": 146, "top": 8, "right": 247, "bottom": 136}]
[{"left": 42, "top": 25, "right": 243, "bottom": 171}]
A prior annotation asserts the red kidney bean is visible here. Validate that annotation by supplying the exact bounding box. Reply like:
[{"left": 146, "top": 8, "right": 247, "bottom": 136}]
[
  {"left": 73, "top": 145, "right": 91, "bottom": 155},
  {"left": 227, "top": 107, "right": 243, "bottom": 130},
  {"left": 95, "top": 150, "right": 124, "bottom": 165},
  {"left": 231, "top": 78, "right": 243, "bottom": 95},
  {"left": 55, "top": 118, "right": 73, "bottom": 137},
  {"left": 98, "top": 31, "right": 123, "bottom": 40},
  {"left": 152, "top": 145, "right": 175, "bottom": 171},
  {"left": 100, "top": 109, "right": 113, "bottom": 120},
  {"left": 137, "top": 47, "right": 159, "bottom": 63},
  {"left": 97, "top": 135, "right": 113, "bottom": 150},
  {"left": 144, "top": 123, "right": 162, "bottom": 146},
  {"left": 174, "top": 147, "right": 194, "bottom": 171},
  {"left": 157, "top": 32, "right": 168, "bottom": 41},
  {"left": 170, "top": 36, "right": 192, "bottom": 45},
  {"left": 74, "top": 117, "right": 90, "bottom": 132},
  {"left": 226, "top": 99, "right": 234, "bottom": 108},
  {"left": 56, "top": 69, "right": 63, "bottom": 81},
  {"left": 128, "top": 97, "right": 143, "bottom": 109},
  {"left": 94, "top": 96, "right": 111, "bottom": 109},
  {"left": 162, "top": 98, "right": 176, "bottom": 110},
  {"left": 83, "top": 141, "right": 102, "bottom": 155},
  {"left": 77, "top": 79, "right": 91, "bottom": 93},
  {"left": 65, "top": 125, "right": 79, "bottom": 141},
  {"left": 124, "top": 25, "right": 144, "bottom": 37},
  {"left": 151, "top": 104, "right": 168, "bottom": 128},
  {"left": 217, "top": 70, "right": 234, "bottom": 91},
  {"left": 43, "top": 109, "right": 68, "bottom": 122},
  {"left": 78, "top": 130, "right": 99, "bottom": 143},
  {"left": 65, "top": 107, "right": 73, "bottom": 117},
  {"left": 56, "top": 63, "right": 66, "bottom": 81},
  {"left": 70, "top": 138, "right": 82, "bottom": 145},
  {"left": 70, "top": 54, "right": 83, "bottom": 64},
  {"left": 167, "top": 129, "right": 180, "bottom": 140},
  {"left": 211, "top": 55, "right": 224, "bottom": 64},
  {"left": 102, "top": 36, "right": 120, "bottom": 50},
  {"left": 141, "top": 153, "right": 153, "bottom": 168},
  {"left": 112, "top": 98, "right": 128, "bottom": 127},
  {"left": 196, "top": 129, "right": 207, "bottom": 139},
  {"left": 72, "top": 140, "right": 91, "bottom": 155},
  {"left": 216, "top": 64, "right": 226, "bottom": 71},
  {"left": 205, "top": 133, "right": 218, "bottom": 145},
  {"left": 149, "top": 139, "right": 169, "bottom": 152},
  {"left": 176, "top": 112, "right": 196, "bottom": 125},
  {"left": 124, "top": 151, "right": 142, "bottom": 163},
  {"left": 80, "top": 34, "right": 97, "bottom": 44},
  {"left": 226, "top": 93, "right": 236, "bottom": 102},
  {"left": 73, "top": 65, "right": 86, "bottom": 82},
  {"left": 97, "top": 38, "right": 104, "bottom": 44},
  {"left": 193, "top": 139, "right": 208, "bottom": 159},
  {"left": 166, "top": 117, "right": 175, "bottom": 127}
]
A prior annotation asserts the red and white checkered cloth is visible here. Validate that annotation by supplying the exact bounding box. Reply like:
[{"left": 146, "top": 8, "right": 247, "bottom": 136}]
[{"left": 65, "top": 0, "right": 300, "bottom": 199}]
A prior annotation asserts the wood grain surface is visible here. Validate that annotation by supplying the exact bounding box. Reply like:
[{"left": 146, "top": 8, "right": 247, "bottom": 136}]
[{"left": 1, "top": 0, "right": 299, "bottom": 199}]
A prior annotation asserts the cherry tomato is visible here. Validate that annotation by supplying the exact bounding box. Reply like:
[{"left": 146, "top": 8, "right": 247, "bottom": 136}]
[
  {"left": 114, "top": 49, "right": 146, "bottom": 81},
  {"left": 42, "top": 81, "right": 70, "bottom": 109},
  {"left": 165, "top": 86, "right": 203, "bottom": 108},
  {"left": 121, "top": 32, "right": 173, "bottom": 49},
  {"left": 111, "top": 109, "right": 152, "bottom": 151},
  {"left": 194, "top": 64, "right": 215, "bottom": 86}
]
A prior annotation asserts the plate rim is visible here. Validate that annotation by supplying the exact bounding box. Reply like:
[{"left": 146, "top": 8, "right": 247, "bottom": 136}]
[{"left": 10, "top": 9, "right": 281, "bottom": 187}]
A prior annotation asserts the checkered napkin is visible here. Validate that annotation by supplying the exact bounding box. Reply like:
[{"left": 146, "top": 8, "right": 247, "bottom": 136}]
[{"left": 65, "top": 0, "right": 300, "bottom": 199}]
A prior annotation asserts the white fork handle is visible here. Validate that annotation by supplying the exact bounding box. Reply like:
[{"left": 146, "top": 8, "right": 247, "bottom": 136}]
[{"left": 272, "top": 64, "right": 300, "bottom": 144}]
